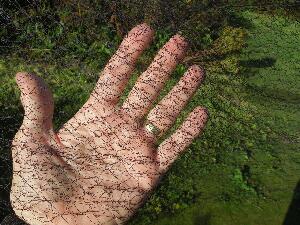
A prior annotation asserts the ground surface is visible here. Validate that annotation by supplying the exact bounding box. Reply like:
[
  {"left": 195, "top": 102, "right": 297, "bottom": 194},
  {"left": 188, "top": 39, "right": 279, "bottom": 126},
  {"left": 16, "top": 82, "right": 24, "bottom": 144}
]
[
  {"left": 135, "top": 11, "right": 300, "bottom": 225},
  {"left": 0, "top": 10, "right": 299, "bottom": 225}
]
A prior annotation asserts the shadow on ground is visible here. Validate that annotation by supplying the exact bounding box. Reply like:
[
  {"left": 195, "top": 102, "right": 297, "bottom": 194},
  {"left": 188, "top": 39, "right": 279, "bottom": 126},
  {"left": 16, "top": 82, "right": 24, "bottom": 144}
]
[
  {"left": 283, "top": 180, "right": 300, "bottom": 225},
  {"left": 193, "top": 213, "right": 211, "bottom": 225},
  {"left": 239, "top": 57, "right": 276, "bottom": 69}
]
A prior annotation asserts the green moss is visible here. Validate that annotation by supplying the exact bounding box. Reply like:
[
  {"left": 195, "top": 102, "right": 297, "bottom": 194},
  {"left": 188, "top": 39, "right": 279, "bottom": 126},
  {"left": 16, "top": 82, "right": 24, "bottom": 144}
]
[{"left": 0, "top": 7, "right": 299, "bottom": 225}]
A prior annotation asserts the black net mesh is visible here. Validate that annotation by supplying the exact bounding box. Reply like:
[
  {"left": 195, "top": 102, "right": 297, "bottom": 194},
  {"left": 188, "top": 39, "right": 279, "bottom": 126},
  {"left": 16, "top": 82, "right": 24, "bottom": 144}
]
[{"left": 0, "top": 0, "right": 300, "bottom": 224}]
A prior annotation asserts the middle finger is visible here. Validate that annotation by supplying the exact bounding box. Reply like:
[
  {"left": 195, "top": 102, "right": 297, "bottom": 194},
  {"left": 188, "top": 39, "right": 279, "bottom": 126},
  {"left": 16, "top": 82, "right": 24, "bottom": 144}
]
[{"left": 121, "top": 34, "right": 188, "bottom": 122}]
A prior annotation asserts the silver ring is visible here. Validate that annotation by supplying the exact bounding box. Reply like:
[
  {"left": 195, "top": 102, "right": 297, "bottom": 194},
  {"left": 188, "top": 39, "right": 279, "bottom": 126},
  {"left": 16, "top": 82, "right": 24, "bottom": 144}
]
[{"left": 144, "top": 120, "right": 161, "bottom": 138}]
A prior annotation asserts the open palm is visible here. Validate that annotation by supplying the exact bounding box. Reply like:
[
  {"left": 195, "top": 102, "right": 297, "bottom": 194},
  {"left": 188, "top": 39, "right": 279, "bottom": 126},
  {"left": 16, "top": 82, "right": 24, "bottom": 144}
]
[{"left": 10, "top": 23, "right": 208, "bottom": 225}]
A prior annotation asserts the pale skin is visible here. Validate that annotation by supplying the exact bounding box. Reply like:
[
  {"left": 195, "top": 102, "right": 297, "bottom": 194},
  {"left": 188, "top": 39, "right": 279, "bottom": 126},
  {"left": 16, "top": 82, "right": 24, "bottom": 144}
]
[{"left": 10, "top": 23, "right": 208, "bottom": 225}]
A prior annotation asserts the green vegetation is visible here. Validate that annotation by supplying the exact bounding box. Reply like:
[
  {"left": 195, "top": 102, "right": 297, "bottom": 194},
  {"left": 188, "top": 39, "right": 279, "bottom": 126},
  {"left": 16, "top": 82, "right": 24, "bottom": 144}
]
[
  {"left": 0, "top": 1, "right": 300, "bottom": 225},
  {"left": 129, "top": 11, "right": 300, "bottom": 225}
]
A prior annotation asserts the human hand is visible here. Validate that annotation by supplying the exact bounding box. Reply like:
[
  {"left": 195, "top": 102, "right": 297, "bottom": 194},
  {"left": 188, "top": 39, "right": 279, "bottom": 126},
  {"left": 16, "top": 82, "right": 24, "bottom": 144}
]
[{"left": 10, "top": 23, "right": 208, "bottom": 225}]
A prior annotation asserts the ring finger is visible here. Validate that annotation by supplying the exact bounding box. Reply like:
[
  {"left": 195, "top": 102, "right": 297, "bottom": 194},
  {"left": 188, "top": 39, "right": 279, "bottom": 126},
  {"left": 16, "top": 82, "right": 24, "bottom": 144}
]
[{"left": 141, "top": 65, "right": 205, "bottom": 141}]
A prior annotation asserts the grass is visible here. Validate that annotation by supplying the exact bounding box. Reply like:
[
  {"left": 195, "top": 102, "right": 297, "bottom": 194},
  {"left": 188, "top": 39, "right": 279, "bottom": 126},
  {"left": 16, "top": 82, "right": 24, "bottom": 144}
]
[
  {"left": 0, "top": 9, "right": 299, "bottom": 225},
  {"left": 129, "top": 10, "right": 300, "bottom": 225}
]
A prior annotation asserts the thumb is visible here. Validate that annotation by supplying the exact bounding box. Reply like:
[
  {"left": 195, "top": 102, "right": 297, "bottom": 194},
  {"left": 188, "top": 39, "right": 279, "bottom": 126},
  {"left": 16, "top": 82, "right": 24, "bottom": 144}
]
[{"left": 15, "top": 72, "right": 54, "bottom": 132}]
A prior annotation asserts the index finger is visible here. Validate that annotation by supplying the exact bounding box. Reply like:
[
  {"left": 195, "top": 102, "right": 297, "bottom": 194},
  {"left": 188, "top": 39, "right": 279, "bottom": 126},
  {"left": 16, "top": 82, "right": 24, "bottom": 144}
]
[{"left": 88, "top": 23, "right": 155, "bottom": 107}]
